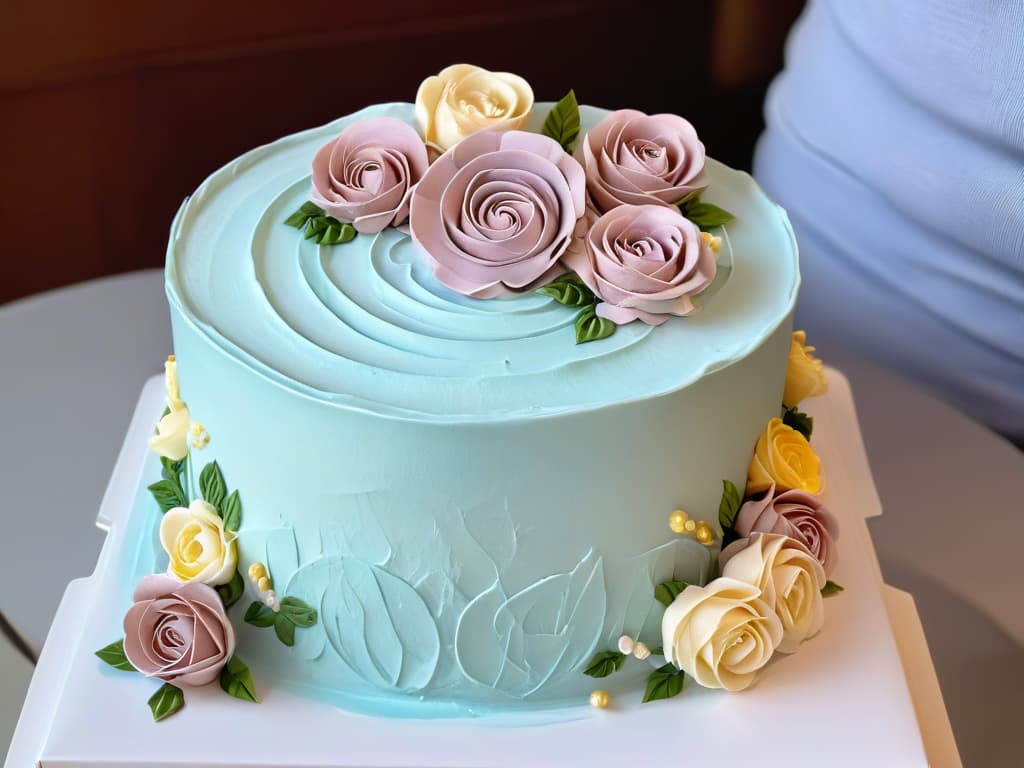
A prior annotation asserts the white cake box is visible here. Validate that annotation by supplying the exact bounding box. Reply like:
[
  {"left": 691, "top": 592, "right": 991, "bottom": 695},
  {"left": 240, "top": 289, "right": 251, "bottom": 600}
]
[{"left": 5, "top": 370, "right": 959, "bottom": 767}]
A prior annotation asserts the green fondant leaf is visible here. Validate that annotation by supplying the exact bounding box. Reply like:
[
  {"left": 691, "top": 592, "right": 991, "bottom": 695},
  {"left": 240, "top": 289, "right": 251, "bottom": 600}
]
[
  {"left": 274, "top": 614, "right": 296, "bottom": 647},
  {"left": 575, "top": 305, "right": 616, "bottom": 344},
  {"left": 682, "top": 200, "right": 735, "bottom": 230},
  {"left": 672, "top": 189, "right": 703, "bottom": 208},
  {"left": 279, "top": 596, "right": 318, "bottom": 628},
  {"left": 782, "top": 405, "right": 814, "bottom": 441},
  {"left": 284, "top": 200, "right": 325, "bottom": 228},
  {"left": 160, "top": 456, "right": 185, "bottom": 484},
  {"left": 287, "top": 203, "right": 358, "bottom": 246},
  {"left": 219, "top": 656, "right": 258, "bottom": 703},
  {"left": 147, "top": 479, "right": 187, "bottom": 514},
  {"left": 583, "top": 650, "right": 627, "bottom": 678},
  {"left": 654, "top": 580, "right": 690, "bottom": 607},
  {"left": 822, "top": 580, "right": 845, "bottom": 596},
  {"left": 541, "top": 89, "right": 581, "bottom": 153},
  {"left": 643, "top": 662, "right": 686, "bottom": 703},
  {"left": 95, "top": 639, "right": 136, "bottom": 672},
  {"left": 719, "top": 479, "right": 742, "bottom": 532},
  {"left": 243, "top": 601, "right": 276, "bottom": 628},
  {"left": 536, "top": 273, "right": 595, "bottom": 307},
  {"left": 216, "top": 570, "right": 244, "bottom": 609},
  {"left": 199, "top": 461, "right": 227, "bottom": 512},
  {"left": 221, "top": 490, "right": 242, "bottom": 533},
  {"left": 147, "top": 683, "right": 184, "bottom": 722}
]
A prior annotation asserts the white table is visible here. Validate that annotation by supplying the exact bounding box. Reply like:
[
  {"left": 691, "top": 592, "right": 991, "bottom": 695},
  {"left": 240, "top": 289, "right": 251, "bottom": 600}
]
[{"left": 2, "top": 270, "right": 1021, "bottom": 766}]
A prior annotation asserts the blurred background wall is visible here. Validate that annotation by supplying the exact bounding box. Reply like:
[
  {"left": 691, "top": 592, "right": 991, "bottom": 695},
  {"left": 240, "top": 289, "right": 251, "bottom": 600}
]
[{"left": 0, "top": 0, "right": 802, "bottom": 305}]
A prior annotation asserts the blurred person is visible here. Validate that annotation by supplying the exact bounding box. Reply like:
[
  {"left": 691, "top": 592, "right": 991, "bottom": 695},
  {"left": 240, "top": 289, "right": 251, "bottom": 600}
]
[{"left": 754, "top": 0, "right": 1024, "bottom": 442}]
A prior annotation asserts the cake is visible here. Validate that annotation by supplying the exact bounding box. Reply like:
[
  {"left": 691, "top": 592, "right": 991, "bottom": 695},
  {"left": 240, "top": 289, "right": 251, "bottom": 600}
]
[{"left": 98, "top": 64, "right": 839, "bottom": 722}]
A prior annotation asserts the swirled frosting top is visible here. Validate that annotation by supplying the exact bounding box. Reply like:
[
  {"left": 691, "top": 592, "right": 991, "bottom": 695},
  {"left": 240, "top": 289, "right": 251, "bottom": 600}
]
[{"left": 166, "top": 103, "right": 798, "bottom": 421}]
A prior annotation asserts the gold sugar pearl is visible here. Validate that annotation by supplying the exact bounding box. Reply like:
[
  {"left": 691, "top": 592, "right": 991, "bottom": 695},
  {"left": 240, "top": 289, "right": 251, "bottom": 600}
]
[
  {"left": 695, "top": 523, "right": 715, "bottom": 545},
  {"left": 248, "top": 562, "right": 267, "bottom": 581},
  {"left": 257, "top": 576, "right": 273, "bottom": 592},
  {"left": 589, "top": 689, "right": 610, "bottom": 709},
  {"left": 684, "top": 519, "right": 697, "bottom": 533},
  {"left": 167, "top": 354, "right": 176, "bottom": 362},
  {"left": 668, "top": 510, "right": 689, "bottom": 534}
]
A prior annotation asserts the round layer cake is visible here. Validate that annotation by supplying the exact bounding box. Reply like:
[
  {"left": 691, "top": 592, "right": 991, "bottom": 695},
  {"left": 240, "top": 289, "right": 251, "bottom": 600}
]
[{"left": 163, "top": 101, "right": 798, "bottom": 715}]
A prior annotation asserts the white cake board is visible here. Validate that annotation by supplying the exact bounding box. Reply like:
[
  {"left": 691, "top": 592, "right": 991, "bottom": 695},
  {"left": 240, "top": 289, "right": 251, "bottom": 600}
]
[{"left": 6, "top": 369, "right": 960, "bottom": 768}]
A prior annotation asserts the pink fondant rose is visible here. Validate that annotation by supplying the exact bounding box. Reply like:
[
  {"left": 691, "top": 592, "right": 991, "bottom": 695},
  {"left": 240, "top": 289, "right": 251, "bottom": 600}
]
[
  {"left": 123, "top": 575, "right": 236, "bottom": 686},
  {"left": 729, "top": 484, "right": 840, "bottom": 576},
  {"left": 310, "top": 117, "right": 429, "bottom": 234},
  {"left": 563, "top": 204, "right": 716, "bottom": 325},
  {"left": 409, "top": 130, "right": 586, "bottom": 298},
  {"left": 577, "top": 109, "right": 705, "bottom": 213}
]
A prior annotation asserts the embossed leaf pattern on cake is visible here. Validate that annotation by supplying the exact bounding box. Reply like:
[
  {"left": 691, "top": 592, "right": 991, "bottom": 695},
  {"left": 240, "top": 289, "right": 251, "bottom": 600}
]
[{"left": 454, "top": 551, "right": 606, "bottom": 697}]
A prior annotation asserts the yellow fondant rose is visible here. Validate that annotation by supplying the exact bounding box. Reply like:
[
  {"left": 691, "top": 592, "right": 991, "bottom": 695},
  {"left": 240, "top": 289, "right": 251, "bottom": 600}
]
[
  {"left": 415, "top": 64, "right": 534, "bottom": 152},
  {"left": 160, "top": 499, "right": 238, "bottom": 586},
  {"left": 720, "top": 533, "right": 826, "bottom": 653},
  {"left": 747, "top": 418, "right": 823, "bottom": 495},
  {"left": 661, "top": 577, "right": 782, "bottom": 691},
  {"left": 149, "top": 355, "right": 190, "bottom": 461},
  {"left": 783, "top": 330, "right": 828, "bottom": 408}
]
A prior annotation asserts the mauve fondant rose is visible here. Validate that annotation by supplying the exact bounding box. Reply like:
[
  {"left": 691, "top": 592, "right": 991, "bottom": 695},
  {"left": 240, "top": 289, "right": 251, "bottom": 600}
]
[
  {"left": 576, "top": 109, "right": 705, "bottom": 213},
  {"left": 123, "top": 575, "right": 236, "bottom": 686},
  {"left": 409, "top": 129, "right": 586, "bottom": 297},
  {"left": 732, "top": 484, "right": 840, "bottom": 576},
  {"left": 562, "top": 204, "right": 716, "bottom": 325},
  {"left": 310, "top": 117, "right": 429, "bottom": 234}
]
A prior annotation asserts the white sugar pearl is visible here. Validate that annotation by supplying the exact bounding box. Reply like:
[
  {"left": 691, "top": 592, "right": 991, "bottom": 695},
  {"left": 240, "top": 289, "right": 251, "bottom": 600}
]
[
  {"left": 633, "top": 642, "right": 651, "bottom": 661},
  {"left": 617, "top": 635, "right": 635, "bottom": 655}
]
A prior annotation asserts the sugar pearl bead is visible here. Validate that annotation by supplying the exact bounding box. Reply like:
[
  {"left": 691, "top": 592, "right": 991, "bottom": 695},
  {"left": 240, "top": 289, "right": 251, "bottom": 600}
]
[
  {"left": 633, "top": 641, "right": 651, "bottom": 660},
  {"left": 684, "top": 519, "right": 697, "bottom": 532},
  {"left": 695, "top": 523, "right": 714, "bottom": 545},
  {"left": 668, "top": 510, "right": 689, "bottom": 533},
  {"left": 617, "top": 635, "right": 635, "bottom": 655},
  {"left": 589, "top": 689, "right": 610, "bottom": 709},
  {"left": 257, "top": 576, "right": 273, "bottom": 592},
  {"left": 248, "top": 562, "right": 266, "bottom": 581}
]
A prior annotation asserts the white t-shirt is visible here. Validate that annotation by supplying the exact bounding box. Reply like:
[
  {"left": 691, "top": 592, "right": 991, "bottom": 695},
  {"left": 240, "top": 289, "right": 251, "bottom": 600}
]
[{"left": 754, "top": 0, "right": 1024, "bottom": 438}]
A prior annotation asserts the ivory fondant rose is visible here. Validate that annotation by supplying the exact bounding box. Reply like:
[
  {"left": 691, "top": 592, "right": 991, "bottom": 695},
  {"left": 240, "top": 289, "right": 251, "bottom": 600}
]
[
  {"left": 160, "top": 499, "right": 238, "bottom": 586},
  {"left": 661, "top": 577, "right": 782, "bottom": 692},
  {"left": 409, "top": 129, "right": 586, "bottom": 297},
  {"left": 563, "top": 204, "right": 716, "bottom": 325},
  {"left": 415, "top": 64, "right": 534, "bottom": 152},
  {"left": 784, "top": 330, "right": 829, "bottom": 408},
  {"left": 310, "top": 117, "right": 429, "bottom": 234},
  {"left": 720, "top": 533, "right": 826, "bottom": 653},
  {"left": 123, "top": 575, "right": 236, "bottom": 686},
  {"left": 747, "top": 417, "right": 823, "bottom": 495},
  {"left": 149, "top": 356, "right": 189, "bottom": 461},
  {"left": 734, "top": 484, "right": 840, "bottom": 575},
  {"left": 577, "top": 109, "right": 705, "bottom": 214}
]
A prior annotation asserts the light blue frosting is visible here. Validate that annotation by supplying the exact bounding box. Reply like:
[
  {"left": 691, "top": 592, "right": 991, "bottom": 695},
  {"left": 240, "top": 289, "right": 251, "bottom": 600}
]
[{"left": 158, "top": 102, "right": 799, "bottom": 717}]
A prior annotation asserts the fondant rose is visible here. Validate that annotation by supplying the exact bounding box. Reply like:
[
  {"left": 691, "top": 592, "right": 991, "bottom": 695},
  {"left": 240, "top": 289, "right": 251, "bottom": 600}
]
[
  {"left": 733, "top": 484, "right": 840, "bottom": 576},
  {"left": 661, "top": 577, "right": 782, "bottom": 692},
  {"left": 562, "top": 204, "right": 716, "bottom": 325},
  {"left": 577, "top": 109, "right": 705, "bottom": 214},
  {"left": 123, "top": 575, "right": 236, "bottom": 686},
  {"left": 415, "top": 64, "right": 534, "bottom": 152},
  {"left": 747, "top": 417, "right": 823, "bottom": 495},
  {"left": 149, "top": 356, "right": 189, "bottom": 461},
  {"left": 720, "top": 533, "right": 826, "bottom": 653},
  {"left": 409, "top": 130, "right": 586, "bottom": 297},
  {"left": 784, "top": 330, "right": 829, "bottom": 408},
  {"left": 310, "top": 117, "right": 429, "bottom": 234},
  {"left": 160, "top": 499, "right": 238, "bottom": 586}
]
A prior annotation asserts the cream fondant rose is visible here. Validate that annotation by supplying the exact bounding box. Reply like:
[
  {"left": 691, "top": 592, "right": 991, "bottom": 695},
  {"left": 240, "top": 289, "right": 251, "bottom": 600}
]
[
  {"left": 123, "top": 575, "right": 235, "bottom": 686},
  {"left": 662, "top": 577, "right": 782, "bottom": 691},
  {"left": 577, "top": 109, "right": 705, "bottom": 214},
  {"left": 409, "top": 129, "right": 585, "bottom": 297},
  {"left": 784, "top": 330, "right": 828, "bottom": 408},
  {"left": 563, "top": 204, "right": 716, "bottom": 325},
  {"left": 747, "top": 417, "right": 823, "bottom": 495},
  {"left": 310, "top": 117, "right": 429, "bottom": 234},
  {"left": 160, "top": 499, "right": 238, "bottom": 586},
  {"left": 733, "top": 484, "right": 840, "bottom": 576},
  {"left": 149, "top": 356, "right": 190, "bottom": 461},
  {"left": 415, "top": 64, "right": 534, "bottom": 152},
  {"left": 720, "top": 533, "right": 826, "bottom": 653}
]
